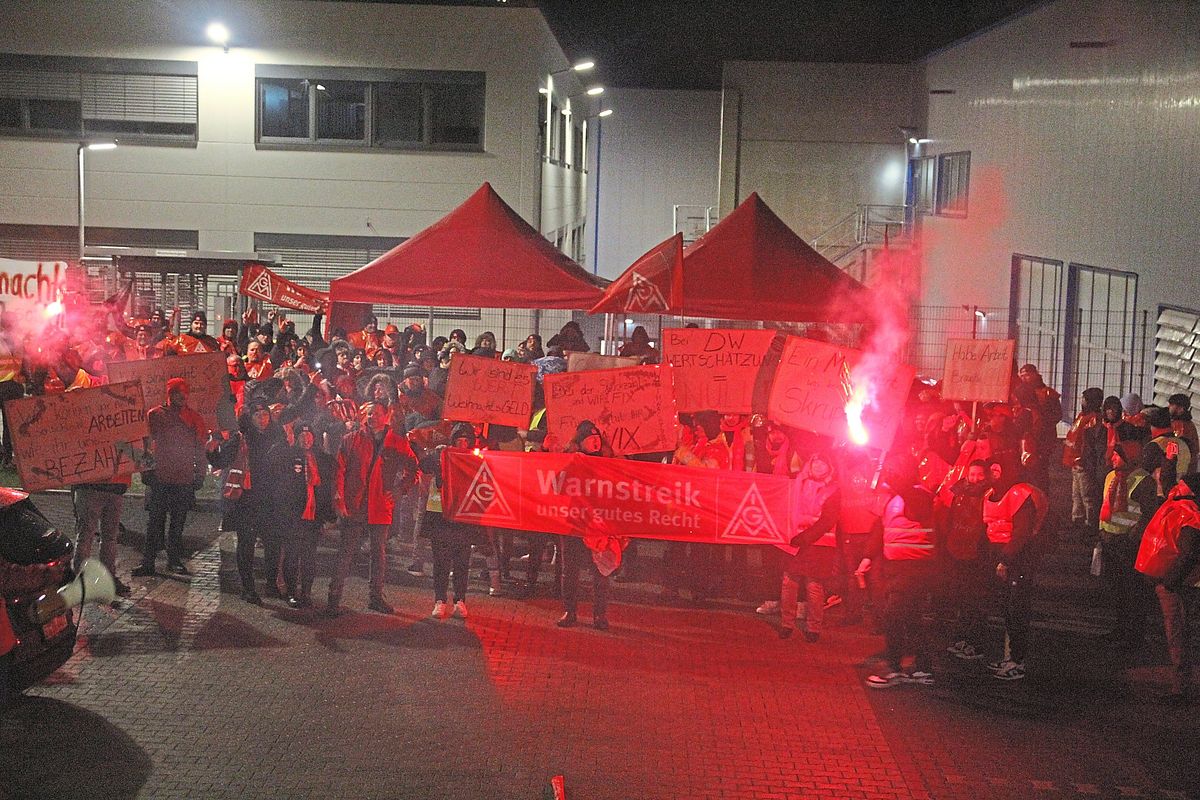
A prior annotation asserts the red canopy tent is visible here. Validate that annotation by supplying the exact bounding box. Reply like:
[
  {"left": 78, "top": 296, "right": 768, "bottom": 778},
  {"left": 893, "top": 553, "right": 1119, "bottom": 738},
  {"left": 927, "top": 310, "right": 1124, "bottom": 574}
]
[
  {"left": 590, "top": 192, "right": 870, "bottom": 323},
  {"left": 328, "top": 183, "right": 605, "bottom": 330}
]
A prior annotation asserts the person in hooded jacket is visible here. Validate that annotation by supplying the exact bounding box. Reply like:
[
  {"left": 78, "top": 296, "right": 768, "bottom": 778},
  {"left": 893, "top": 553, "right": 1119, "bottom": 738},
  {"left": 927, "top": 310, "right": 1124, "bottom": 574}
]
[
  {"left": 1090, "top": 395, "right": 1138, "bottom": 483},
  {"left": 419, "top": 422, "right": 477, "bottom": 620},
  {"left": 779, "top": 451, "right": 841, "bottom": 642},
  {"left": 547, "top": 321, "right": 590, "bottom": 353},
  {"left": 209, "top": 399, "right": 287, "bottom": 604},
  {"left": 937, "top": 459, "right": 991, "bottom": 662},
  {"left": 1168, "top": 394, "right": 1199, "bottom": 475},
  {"left": 557, "top": 420, "right": 616, "bottom": 630},
  {"left": 270, "top": 422, "right": 335, "bottom": 608},
  {"left": 1064, "top": 387, "right": 1105, "bottom": 534},
  {"left": 1099, "top": 439, "right": 1156, "bottom": 647}
]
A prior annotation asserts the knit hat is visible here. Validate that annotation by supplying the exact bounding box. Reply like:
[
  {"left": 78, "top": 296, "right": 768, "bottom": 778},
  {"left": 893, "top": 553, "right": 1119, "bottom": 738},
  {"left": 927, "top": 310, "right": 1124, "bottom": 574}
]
[
  {"left": 191, "top": 310, "right": 207, "bottom": 323},
  {"left": 402, "top": 365, "right": 425, "bottom": 380},
  {"left": 1168, "top": 393, "right": 1191, "bottom": 410},
  {"left": 501, "top": 348, "right": 520, "bottom": 361},
  {"left": 165, "top": 377, "right": 190, "bottom": 394},
  {"left": 1120, "top": 393, "right": 1144, "bottom": 415},
  {"left": 450, "top": 422, "right": 476, "bottom": 447},
  {"left": 1082, "top": 387, "right": 1104, "bottom": 411},
  {"left": 1102, "top": 395, "right": 1123, "bottom": 415},
  {"left": 1145, "top": 406, "right": 1171, "bottom": 430},
  {"left": 571, "top": 420, "right": 601, "bottom": 446},
  {"left": 383, "top": 324, "right": 400, "bottom": 336}
]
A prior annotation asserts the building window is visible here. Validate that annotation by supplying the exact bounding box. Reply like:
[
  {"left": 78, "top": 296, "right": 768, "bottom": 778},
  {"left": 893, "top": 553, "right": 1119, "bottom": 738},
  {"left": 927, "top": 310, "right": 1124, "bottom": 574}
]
[
  {"left": 910, "top": 156, "right": 935, "bottom": 215},
  {"left": 255, "top": 68, "right": 484, "bottom": 151},
  {"left": 0, "top": 56, "right": 198, "bottom": 143},
  {"left": 935, "top": 151, "right": 970, "bottom": 217},
  {"left": 571, "top": 122, "right": 584, "bottom": 170}
]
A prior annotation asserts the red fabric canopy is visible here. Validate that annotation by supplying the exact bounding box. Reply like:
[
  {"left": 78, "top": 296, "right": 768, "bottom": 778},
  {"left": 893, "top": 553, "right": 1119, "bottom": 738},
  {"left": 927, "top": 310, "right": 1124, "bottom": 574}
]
[
  {"left": 329, "top": 183, "right": 605, "bottom": 310},
  {"left": 591, "top": 193, "right": 870, "bottom": 323}
]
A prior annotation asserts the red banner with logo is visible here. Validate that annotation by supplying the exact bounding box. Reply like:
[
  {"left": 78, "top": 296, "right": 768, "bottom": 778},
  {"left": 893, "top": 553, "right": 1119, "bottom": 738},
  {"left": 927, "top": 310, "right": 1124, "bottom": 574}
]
[
  {"left": 442, "top": 450, "right": 793, "bottom": 545},
  {"left": 239, "top": 263, "right": 328, "bottom": 313}
]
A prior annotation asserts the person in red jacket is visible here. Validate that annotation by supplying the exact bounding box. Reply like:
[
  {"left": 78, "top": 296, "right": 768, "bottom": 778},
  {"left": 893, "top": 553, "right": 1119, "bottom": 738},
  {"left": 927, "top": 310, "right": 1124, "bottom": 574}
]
[
  {"left": 1064, "top": 387, "right": 1105, "bottom": 534},
  {"left": 328, "top": 401, "right": 418, "bottom": 616},
  {"left": 133, "top": 378, "right": 208, "bottom": 578},
  {"left": 981, "top": 458, "right": 1049, "bottom": 681},
  {"left": 778, "top": 451, "right": 840, "bottom": 642}
]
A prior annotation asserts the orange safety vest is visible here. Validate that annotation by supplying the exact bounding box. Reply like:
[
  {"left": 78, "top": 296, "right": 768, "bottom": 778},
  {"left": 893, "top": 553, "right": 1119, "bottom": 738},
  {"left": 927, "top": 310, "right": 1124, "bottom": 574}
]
[
  {"left": 982, "top": 483, "right": 1049, "bottom": 545},
  {"left": 881, "top": 493, "right": 935, "bottom": 560},
  {"left": 791, "top": 476, "right": 837, "bottom": 547}
]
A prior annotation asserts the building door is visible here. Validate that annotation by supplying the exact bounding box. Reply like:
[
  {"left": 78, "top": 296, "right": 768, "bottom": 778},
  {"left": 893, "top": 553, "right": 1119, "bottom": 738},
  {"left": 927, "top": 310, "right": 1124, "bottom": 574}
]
[
  {"left": 1009, "top": 254, "right": 1066, "bottom": 395},
  {"left": 1063, "top": 263, "right": 1140, "bottom": 406}
]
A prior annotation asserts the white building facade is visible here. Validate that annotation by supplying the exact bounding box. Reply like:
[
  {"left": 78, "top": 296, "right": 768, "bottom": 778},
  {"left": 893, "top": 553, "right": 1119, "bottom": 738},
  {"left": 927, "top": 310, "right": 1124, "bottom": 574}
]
[{"left": 0, "top": 0, "right": 590, "bottom": 342}]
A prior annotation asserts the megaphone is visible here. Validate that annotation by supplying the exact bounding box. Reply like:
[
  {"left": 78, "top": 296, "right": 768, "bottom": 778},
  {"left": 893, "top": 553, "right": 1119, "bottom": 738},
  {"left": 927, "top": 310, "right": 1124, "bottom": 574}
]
[{"left": 28, "top": 558, "right": 117, "bottom": 624}]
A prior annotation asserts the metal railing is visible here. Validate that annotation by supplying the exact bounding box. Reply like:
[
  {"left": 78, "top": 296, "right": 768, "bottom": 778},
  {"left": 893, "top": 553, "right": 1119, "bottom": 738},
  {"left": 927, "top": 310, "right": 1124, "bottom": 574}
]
[{"left": 810, "top": 204, "right": 912, "bottom": 266}]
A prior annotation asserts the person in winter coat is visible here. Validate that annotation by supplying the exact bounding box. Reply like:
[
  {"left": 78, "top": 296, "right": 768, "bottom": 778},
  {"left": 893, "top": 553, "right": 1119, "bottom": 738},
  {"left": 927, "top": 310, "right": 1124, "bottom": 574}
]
[
  {"left": 328, "top": 401, "right": 418, "bottom": 616},
  {"left": 547, "top": 321, "right": 589, "bottom": 353},
  {"left": 557, "top": 420, "right": 616, "bottom": 630},
  {"left": 1143, "top": 407, "right": 1192, "bottom": 514},
  {"left": 936, "top": 460, "right": 991, "bottom": 662},
  {"left": 419, "top": 422, "right": 477, "bottom": 620},
  {"left": 1064, "top": 387, "right": 1105, "bottom": 533},
  {"left": 980, "top": 457, "right": 1049, "bottom": 681},
  {"left": 208, "top": 400, "right": 287, "bottom": 604},
  {"left": 1168, "top": 394, "right": 1199, "bottom": 475},
  {"left": 1090, "top": 395, "right": 1138, "bottom": 484},
  {"left": 618, "top": 326, "right": 659, "bottom": 364},
  {"left": 779, "top": 452, "right": 841, "bottom": 642},
  {"left": 271, "top": 423, "right": 335, "bottom": 608},
  {"left": 1098, "top": 440, "right": 1156, "bottom": 647},
  {"left": 861, "top": 460, "right": 939, "bottom": 688},
  {"left": 470, "top": 331, "right": 498, "bottom": 358}
]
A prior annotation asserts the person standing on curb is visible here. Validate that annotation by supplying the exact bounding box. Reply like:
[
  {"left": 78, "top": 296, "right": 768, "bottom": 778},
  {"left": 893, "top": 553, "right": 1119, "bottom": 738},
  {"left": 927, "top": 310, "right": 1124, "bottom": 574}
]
[
  {"left": 558, "top": 420, "right": 618, "bottom": 631},
  {"left": 133, "top": 378, "right": 207, "bottom": 578}
]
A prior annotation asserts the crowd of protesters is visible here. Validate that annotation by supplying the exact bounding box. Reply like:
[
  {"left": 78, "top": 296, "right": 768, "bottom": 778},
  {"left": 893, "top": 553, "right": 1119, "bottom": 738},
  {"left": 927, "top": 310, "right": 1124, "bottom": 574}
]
[{"left": 1, "top": 296, "right": 1197, "bottom": 705}]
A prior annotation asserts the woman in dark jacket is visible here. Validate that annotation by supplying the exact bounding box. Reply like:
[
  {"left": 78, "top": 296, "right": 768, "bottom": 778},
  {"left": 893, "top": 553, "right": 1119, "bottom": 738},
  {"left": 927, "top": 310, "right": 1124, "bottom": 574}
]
[
  {"left": 270, "top": 423, "right": 335, "bottom": 608},
  {"left": 209, "top": 400, "right": 287, "bottom": 604},
  {"left": 420, "top": 422, "right": 480, "bottom": 620}
]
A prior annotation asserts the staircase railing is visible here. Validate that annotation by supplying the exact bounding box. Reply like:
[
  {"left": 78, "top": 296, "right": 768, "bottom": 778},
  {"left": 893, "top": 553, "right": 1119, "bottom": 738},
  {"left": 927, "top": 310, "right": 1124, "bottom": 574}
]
[{"left": 811, "top": 203, "right": 913, "bottom": 266}]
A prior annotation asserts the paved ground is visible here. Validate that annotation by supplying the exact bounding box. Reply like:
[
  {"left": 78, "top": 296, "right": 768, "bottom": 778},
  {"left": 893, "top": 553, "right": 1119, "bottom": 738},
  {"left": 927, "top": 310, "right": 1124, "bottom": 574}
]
[{"left": 1, "top": 492, "right": 1198, "bottom": 800}]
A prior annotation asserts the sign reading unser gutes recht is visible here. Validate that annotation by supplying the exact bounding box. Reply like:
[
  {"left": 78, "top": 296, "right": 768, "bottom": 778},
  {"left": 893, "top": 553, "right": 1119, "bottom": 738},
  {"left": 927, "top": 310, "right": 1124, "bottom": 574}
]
[{"left": 442, "top": 450, "right": 792, "bottom": 545}]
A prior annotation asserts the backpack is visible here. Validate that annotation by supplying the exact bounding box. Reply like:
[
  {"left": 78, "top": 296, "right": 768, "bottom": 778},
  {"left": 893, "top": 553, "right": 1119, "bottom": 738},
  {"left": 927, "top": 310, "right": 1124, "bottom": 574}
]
[{"left": 1135, "top": 484, "right": 1200, "bottom": 580}]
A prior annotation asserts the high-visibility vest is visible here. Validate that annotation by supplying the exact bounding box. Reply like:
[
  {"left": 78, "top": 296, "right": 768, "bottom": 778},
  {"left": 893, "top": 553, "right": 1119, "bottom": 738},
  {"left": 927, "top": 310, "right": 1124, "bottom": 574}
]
[
  {"left": 1151, "top": 434, "right": 1191, "bottom": 478},
  {"left": 792, "top": 477, "right": 837, "bottom": 547},
  {"left": 1099, "top": 469, "right": 1148, "bottom": 535},
  {"left": 983, "top": 483, "right": 1049, "bottom": 545},
  {"left": 881, "top": 493, "right": 935, "bottom": 560}
]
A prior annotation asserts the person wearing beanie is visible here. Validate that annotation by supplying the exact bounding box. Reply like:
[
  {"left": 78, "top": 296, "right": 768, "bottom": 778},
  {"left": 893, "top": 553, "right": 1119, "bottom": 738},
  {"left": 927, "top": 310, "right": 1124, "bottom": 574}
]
[
  {"left": 217, "top": 319, "right": 240, "bottom": 356},
  {"left": 1098, "top": 439, "right": 1156, "bottom": 647},
  {"left": 1014, "top": 363, "right": 1063, "bottom": 463},
  {"left": 1089, "top": 396, "right": 1139, "bottom": 491},
  {"left": 1143, "top": 406, "right": 1192, "bottom": 509},
  {"left": 1121, "top": 393, "right": 1150, "bottom": 439},
  {"left": 558, "top": 420, "right": 618, "bottom": 630},
  {"left": 133, "top": 378, "right": 208, "bottom": 578},
  {"left": 501, "top": 348, "right": 520, "bottom": 362},
  {"left": 398, "top": 365, "right": 440, "bottom": 427},
  {"left": 420, "top": 422, "right": 478, "bottom": 620},
  {"left": 1063, "top": 387, "right": 1105, "bottom": 534},
  {"left": 1168, "top": 394, "right": 1199, "bottom": 474}
]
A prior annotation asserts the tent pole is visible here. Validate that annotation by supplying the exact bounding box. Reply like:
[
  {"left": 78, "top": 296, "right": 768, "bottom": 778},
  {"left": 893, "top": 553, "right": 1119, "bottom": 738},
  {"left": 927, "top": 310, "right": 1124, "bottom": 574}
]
[
  {"left": 427, "top": 307, "right": 434, "bottom": 342},
  {"left": 501, "top": 308, "right": 507, "bottom": 350}
]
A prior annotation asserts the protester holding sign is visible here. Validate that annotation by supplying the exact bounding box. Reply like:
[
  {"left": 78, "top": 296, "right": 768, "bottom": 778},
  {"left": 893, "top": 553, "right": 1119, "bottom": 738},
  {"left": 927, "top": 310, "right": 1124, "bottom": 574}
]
[
  {"left": 779, "top": 452, "right": 841, "bottom": 642},
  {"left": 421, "top": 423, "right": 479, "bottom": 620},
  {"left": 558, "top": 421, "right": 618, "bottom": 631},
  {"left": 133, "top": 378, "right": 208, "bottom": 579}
]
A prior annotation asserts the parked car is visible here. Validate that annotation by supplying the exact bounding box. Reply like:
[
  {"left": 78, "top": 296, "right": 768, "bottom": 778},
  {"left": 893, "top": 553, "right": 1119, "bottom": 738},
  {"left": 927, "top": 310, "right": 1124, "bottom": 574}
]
[{"left": 1, "top": 487, "right": 78, "bottom": 703}]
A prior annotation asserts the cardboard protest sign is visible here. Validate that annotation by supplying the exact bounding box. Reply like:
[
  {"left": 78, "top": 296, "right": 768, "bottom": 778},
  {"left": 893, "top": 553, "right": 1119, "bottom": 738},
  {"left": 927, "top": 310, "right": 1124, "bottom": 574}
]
[
  {"left": 567, "top": 352, "right": 639, "bottom": 372},
  {"left": 767, "top": 336, "right": 914, "bottom": 451},
  {"left": 544, "top": 365, "right": 677, "bottom": 455},
  {"left": 4, "top": 381, "right": 149, "bottom": 491},
  {"left": 941, "top": 338, "right": 1015, "bottom": 401},
  {"left": 0, "top": 258, "right": 68, "bottom": 308},
  {"left": 443, "top": 450, "right": 791, "bottom": 546},
  {"left": 443, "top": 353, "right": 536, "bottom": 428},
  {"left": 108, "top": 352, "right": 234, "bottom": 432},
  {"left": 663, "top": 328, "right": 775, "bottom": 413}
]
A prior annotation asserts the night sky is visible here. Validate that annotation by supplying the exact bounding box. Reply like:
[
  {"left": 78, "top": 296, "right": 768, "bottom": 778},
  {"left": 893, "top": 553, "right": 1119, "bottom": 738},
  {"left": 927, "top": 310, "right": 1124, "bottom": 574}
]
[{"left": 372, "top": 0, "right": 1043, "bottom": 89}]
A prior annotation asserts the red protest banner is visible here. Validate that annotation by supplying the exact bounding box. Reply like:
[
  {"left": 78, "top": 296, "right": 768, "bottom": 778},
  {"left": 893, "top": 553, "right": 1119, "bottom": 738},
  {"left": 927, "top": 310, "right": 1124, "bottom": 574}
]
[
  {"left": 239, "top": 263, "right": 328, "bottom": 313},
  {"left": 543, "top": 365, "right": 677, "bottom": 456},
  {"left": 767, "top": 336, "right": 914, "bottom": 451},
  {"left": 663, "top": 328, "right": 775, "bottom": 413},
  {"left": 442, "top": 450, "right": 792, "bottom": 546},
  {"left": 442, "top": 353, "right": 535, "bottom": 428}
]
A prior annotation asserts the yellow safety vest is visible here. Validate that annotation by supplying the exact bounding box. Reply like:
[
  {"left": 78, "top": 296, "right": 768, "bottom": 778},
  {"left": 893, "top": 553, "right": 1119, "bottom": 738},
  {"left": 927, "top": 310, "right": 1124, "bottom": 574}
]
[{"left": 1099, "top": 469, "right": 1148, "bottom": 536}]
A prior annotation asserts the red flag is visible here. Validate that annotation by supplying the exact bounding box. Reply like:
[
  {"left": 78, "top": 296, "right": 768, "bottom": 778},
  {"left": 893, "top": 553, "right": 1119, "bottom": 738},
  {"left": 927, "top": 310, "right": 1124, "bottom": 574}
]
[
  {"left": 239, "top": 263, "right": 328, "bottom": 313},
  {"left": 589, "top": 233, "right": 683, "bottom": 315}
]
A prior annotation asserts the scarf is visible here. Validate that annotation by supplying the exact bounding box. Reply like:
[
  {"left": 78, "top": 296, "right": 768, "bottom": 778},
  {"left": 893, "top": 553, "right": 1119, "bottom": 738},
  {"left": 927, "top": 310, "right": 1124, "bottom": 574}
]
[{"left": 765, "top": 436, "right": 794, "bottom": 476}]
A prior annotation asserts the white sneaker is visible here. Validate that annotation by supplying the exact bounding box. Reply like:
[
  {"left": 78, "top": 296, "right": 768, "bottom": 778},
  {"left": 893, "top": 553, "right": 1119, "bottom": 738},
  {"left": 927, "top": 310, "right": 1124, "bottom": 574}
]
[
  {"left": 947, "top": 641, "right": 984, "bottom": 661},
  {"left": 755, "top": 600, "right": 780, "bottom": 615},
  {"left": 865, "top": 671, "right": 905, "bottom": 689},
  {"left": 905, "top": 670, "right": 935, "bottom": 685},
  {"left": 432, "top": 601, "right": 450, "bottom": 619},
  {"left": 453, "top": 600, "right": 468, "bottom": 619},
  {"left": 991, "top": 660, "right": 1025, "bottom": 681}
]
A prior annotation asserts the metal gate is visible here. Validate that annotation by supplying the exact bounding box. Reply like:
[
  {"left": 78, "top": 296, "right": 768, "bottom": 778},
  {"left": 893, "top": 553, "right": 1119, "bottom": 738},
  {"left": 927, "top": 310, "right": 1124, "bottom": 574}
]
[
  {"left": 1009, "top": 254, "right": 1066, "bottom": 393},
  {"left": 1063, "top": 263, "right": 1142, "bottom": 403}
]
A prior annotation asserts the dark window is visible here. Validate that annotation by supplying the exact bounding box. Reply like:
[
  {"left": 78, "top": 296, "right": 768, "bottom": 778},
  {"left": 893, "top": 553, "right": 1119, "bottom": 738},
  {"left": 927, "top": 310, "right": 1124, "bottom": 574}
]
[
  {"left": 0, "top": 96, "right": 22, "bottom": 128},
  {"left": 429, "top": 82, "right": 483, "bottom": 145},
  {"left": 316, "top": 80, "right": 366, "bottom": 141},
  {"left": 256, "top": 69, "right": 484, "bottom": 151},
  {"left": 28, "top": 98, "right": 82, "bottom": 134},
  {"left": 572, "top": 122, "right": 583, "bottom": 169},
  {"left": 260, "top": 78, "right": 309, "bottom": 139},
  {"left": 374, "top": 82, "right": 424, "bottom": 144},
  {"left": 935, "top": 151, "right": 970, "bottom": 217}
]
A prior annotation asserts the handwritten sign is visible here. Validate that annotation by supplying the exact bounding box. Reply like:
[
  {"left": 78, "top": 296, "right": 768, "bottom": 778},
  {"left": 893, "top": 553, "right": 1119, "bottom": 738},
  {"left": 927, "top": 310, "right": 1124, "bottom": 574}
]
[
  {"left": 544, "top": 365, "right": 678, "bottom": 456},
  {"left": 443, "top": 353, "right": 536, "bottom": 428},
  {"left": 663, "top": 328, "right": 775, "bottom": 413},
  {"left": 767, "top": 336, "right": 914, "bottom": 451},
  {"left": 0, "top": 258, "right": 69, "bottom": 307},
  {"left": 941, "top": 338, "right": 1015, "bottom": 402},
  {"left": 4, "top": 381, "right": 149, "bottom": 491},
  {"left": 567, "top": 352, "right": 640, "bottom": 372},
  {"left": 108, "top": 352, "right": 234, "bottom": 431}
]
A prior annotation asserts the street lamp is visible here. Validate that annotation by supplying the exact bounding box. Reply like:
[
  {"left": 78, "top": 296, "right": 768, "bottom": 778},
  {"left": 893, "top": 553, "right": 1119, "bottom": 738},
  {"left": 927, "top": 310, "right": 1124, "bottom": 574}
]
[
  {"left": 550, "top": 60, "right": 595, "bottom": 77},
  {"left": 206, "top": 21, "right": 230, "bottom": 52},
  {"left": 78, "top": 141, "right": 117, "bottom": 260}
]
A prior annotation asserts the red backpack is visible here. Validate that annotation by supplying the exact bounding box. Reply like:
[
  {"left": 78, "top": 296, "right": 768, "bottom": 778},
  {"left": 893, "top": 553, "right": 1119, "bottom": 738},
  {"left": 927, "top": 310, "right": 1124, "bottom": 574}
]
[{"left": 1135, "top": 483, "right": 1200, "bottom": 580}]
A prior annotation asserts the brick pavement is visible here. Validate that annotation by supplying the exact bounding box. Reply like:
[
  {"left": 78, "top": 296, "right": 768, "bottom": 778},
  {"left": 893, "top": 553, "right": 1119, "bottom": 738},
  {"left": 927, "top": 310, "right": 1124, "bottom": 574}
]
[{"left": 1, "top": 494, "right": 1198, "bottom": 800}]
